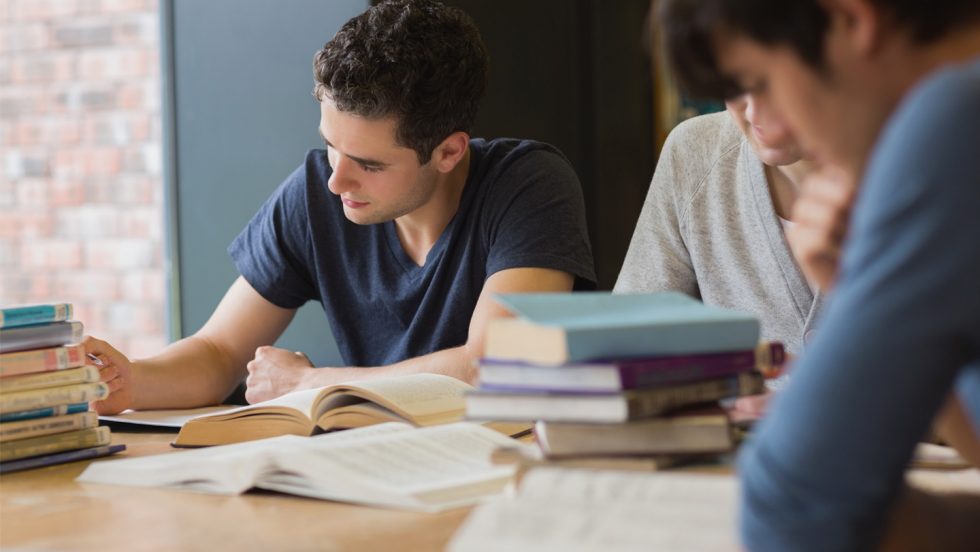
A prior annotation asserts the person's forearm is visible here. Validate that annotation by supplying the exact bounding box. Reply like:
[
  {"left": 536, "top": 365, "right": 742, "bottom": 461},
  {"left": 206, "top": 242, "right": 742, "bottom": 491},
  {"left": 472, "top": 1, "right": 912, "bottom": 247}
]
[
  {"left": 131, "top": 335, "right": 245, "bottom": 409},
  {"left": 934, "top": 395, "right": 980, "bottom": 468},
  {"left": 303, "top": 345, "right": 476, "bottom": 388},
  {"left": 878, "top": 485, "right": 980, "bottom": 552}
]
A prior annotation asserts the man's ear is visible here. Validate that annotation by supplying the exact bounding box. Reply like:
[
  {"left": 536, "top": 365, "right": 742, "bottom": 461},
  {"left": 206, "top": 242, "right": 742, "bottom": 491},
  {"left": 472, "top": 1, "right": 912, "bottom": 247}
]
[
  {"left": 819, "top": 0, "right": 883, "bottom": 59},
  {"left": 430, "top": 131, "right": 470, "bottom": 173}
]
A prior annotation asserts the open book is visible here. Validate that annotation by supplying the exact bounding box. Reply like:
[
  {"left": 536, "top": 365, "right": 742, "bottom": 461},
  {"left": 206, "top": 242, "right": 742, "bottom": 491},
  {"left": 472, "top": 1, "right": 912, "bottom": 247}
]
[
  {"left": 173, "top": 373, "right": 474, "bottom": 447},
  {"left": 78, "top": 422, "right": 519, "bottom": 512},
  {"left": 449, "top": 468, "right": 739, "bottom": 551}
]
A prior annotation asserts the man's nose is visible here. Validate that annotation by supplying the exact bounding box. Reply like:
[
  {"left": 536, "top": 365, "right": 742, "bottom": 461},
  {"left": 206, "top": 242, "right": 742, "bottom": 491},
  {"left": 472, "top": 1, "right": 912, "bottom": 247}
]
[{"left": 327, "top": 155, "right": 357, "bottom": 195}]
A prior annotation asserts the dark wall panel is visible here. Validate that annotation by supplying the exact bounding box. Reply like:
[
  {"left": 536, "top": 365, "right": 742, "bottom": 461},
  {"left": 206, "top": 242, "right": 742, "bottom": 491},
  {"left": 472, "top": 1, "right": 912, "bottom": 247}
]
[
  {"left": 164, "top": 0, "right": 368, "bottom": 365},
  {"left": 448, "top": 0, "right": 655, "bottom": 289}
]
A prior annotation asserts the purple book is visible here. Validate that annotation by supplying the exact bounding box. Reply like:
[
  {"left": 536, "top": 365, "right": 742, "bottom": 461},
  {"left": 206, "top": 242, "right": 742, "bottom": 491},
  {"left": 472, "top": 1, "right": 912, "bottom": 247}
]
[{"left": 478, "top": 342, "right": 784, "bottom": 392}]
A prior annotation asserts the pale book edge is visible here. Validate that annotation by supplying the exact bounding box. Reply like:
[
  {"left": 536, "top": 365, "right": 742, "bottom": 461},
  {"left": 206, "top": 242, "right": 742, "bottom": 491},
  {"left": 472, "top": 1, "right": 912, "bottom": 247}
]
[
  {"left": 0, "top": 343, "right": 88, "bottom": 377},
  {"left": 0, "top": 411, "right": 99, "bottom": 442}
]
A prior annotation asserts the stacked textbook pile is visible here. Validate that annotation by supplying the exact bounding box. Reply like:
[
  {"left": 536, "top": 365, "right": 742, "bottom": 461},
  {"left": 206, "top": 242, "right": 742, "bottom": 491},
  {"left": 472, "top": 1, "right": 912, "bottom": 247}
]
[
  {"left": 466, "top": 292, "right": 782, "bottom": 469},
  {"left": 0, "top": 304, "right": 119, "bottom": 473}
]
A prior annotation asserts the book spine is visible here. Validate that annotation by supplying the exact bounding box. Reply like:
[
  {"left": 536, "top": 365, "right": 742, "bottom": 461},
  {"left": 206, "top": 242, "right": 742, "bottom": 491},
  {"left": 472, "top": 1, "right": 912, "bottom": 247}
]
[
  {"left": 0, "top": 304, "right": 72, "bottom": 328},
  {"left": 0, "top": 443, "right": 125, "bottom": 474},
  {"left": 0, "top": 321, "right": 85, "bottom": 354},
  {"left": 0, "top": 344, "right": 88, "bottom": 377},
  {"left": 620, "top": 342, "right": 784, "bottom": 388},
  {"left": 617, "top": 351, "right": 754, "bottom": 388},
  {"left": 0, "top": 365, "right": 101, "bottom": 393},
  {"left": 0, "top": 426, "right": 111, "bottom": 463},
  {"left": 625, "top": 372, "right": 765, "bottom": 419},
  {"left": 566, "top": 319, "right": 760, "bottom": 362},
  {"left": 0, "top": 411, "right": 98, "bottom": 442},
  {"left": 0, "top": 402, "right": 89, "bottom": 423},
  {"left": 0, "top": 382, "right": 109, "bottom": 415}
]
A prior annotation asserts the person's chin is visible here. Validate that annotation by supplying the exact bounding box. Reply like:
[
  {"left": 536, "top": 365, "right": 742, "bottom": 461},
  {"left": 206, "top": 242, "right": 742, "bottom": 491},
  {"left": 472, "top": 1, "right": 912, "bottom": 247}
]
[
  {"left": 342, "top": 207, "right": 381, "bottom": 225},
  {"left": 757, "top": 145, "right": 802, "bottom": 167}
]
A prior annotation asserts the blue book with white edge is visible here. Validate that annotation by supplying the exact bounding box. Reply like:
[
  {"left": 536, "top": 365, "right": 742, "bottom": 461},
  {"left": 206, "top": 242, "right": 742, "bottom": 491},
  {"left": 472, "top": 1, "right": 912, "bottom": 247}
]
[
  {"left": 0, "top": 444, "right": 126, "bottom": 474},
  {"left": 0, "top": 303, "right": 73, "bottom": 328},
  {"left": 0, "top": 403, "right": 89, "bottom": 423},
  {"left": 486, "top": 291, "right": 760, "bottom": 365}
]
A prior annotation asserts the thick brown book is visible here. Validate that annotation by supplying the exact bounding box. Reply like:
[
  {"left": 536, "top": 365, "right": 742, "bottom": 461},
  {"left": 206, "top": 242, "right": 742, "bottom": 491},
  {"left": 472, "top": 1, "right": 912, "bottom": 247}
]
[
  {"left": 174, "top": 373, "right": 474, "bottom": 447},
  {"left": 534, "top": 413, "right": 733, "bottom": 457}
]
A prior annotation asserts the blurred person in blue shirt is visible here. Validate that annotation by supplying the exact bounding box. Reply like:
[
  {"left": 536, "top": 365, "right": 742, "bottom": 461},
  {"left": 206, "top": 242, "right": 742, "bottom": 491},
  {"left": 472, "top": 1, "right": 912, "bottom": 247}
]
[{"left": 655, "top": 0, "right": 980, "bottom": 550}]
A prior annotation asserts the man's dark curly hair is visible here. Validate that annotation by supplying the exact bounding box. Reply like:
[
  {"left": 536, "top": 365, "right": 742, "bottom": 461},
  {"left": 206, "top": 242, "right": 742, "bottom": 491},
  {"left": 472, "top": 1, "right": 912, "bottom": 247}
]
[{"left": 313, "top": 0, "right": 489, "bottom": 164}]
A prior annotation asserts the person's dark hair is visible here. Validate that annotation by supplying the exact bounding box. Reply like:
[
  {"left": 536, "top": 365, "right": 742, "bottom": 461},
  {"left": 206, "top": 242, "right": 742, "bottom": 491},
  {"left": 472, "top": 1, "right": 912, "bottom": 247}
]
[
  {"left": 655, "top": 0, "right": 980, "bottom": 100},
  {"left": 313, "top": 0, "right": 488, "bottom": 164}
]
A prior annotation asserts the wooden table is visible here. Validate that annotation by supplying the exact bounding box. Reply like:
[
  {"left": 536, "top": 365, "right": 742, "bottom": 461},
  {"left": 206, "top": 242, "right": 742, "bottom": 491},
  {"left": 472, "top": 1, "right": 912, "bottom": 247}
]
[
  {"left": 0, "top": 430, "right": 471, "bottom": 551},
  {"left": 4, "top": 430, "right": 977, "bottom": 552}
]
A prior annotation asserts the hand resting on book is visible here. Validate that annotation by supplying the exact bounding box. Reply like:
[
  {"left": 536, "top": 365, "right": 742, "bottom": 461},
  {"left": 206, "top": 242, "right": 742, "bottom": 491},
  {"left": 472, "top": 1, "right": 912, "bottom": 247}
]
[
  {"left": 80, "top": 336, "right": 133, "bottom": 416},
  {"left": 245, "top": 346, "right": 316, "bottom": 403}
]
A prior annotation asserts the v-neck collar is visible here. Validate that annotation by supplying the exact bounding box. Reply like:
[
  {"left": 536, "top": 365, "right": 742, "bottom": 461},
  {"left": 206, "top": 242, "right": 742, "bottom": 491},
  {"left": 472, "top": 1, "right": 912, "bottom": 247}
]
[
  {"left": 741, "top": 140, "right": 822, "bottom": 327},
  {"left": 381, "top": 143, "right": 482, "bottom": 277}
]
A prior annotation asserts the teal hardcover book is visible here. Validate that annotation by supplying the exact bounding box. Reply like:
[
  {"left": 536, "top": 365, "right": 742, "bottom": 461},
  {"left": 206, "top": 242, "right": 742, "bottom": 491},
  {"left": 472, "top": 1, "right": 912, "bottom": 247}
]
[
  {"left": 486, "top": 291, "right": 760, "bottom": 365},
  {"left": 0, "top": 304, "right": 73, "bottom": 328}
]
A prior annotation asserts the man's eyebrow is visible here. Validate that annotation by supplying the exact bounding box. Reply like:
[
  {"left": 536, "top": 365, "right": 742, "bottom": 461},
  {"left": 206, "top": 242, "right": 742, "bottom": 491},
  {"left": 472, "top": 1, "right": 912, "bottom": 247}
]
[{"left": 318, "top": 128, "right": 389, "bottom": 167}]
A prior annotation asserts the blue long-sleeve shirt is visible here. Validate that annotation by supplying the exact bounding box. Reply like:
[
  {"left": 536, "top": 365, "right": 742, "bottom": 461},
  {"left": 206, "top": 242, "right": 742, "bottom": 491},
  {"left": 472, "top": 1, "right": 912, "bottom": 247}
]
[{"left": 739, "top": 57, "right": 980, "bottom": 551}]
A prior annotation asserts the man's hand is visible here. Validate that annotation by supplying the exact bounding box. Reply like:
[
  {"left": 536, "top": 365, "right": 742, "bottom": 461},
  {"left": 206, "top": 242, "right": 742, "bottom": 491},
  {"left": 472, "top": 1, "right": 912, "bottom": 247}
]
[
  {"left": 786, "top": 167, "right": 858, "bottom": 291},
  {"left": 83, "top": 336, "right": 135, "bottom": 415},
  {"left": 245, "top": 346, "right": 317, "bottom": 403}
]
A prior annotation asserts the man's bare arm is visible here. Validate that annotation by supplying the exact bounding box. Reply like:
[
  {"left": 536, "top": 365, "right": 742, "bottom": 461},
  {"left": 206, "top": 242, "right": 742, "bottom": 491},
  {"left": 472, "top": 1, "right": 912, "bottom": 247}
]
[
  {"left": 244, "top": 267, "right": 575, "bottom": 402},
  {"left": 88, "top": 276, "right": 296, "bottom": 412}
]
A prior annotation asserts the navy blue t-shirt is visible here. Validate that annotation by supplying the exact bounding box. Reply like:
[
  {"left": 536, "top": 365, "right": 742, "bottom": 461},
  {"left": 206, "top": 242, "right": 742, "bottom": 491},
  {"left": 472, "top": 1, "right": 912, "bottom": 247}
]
[{"left": 229, "top": 138, "right": 596, "bottom": 367}]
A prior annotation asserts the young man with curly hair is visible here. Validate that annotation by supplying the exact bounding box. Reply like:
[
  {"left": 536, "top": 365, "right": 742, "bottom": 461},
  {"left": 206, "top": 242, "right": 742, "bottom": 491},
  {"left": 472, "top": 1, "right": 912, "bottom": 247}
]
[{"left": 86, "top": 0, "right": 595, "bottom": 411}]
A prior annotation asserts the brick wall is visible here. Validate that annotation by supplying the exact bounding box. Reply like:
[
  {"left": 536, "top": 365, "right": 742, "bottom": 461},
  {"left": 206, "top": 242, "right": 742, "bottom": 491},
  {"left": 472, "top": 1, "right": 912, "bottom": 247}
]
[{"left": 0, "top": 0, "right": 167, "bottom": 358}]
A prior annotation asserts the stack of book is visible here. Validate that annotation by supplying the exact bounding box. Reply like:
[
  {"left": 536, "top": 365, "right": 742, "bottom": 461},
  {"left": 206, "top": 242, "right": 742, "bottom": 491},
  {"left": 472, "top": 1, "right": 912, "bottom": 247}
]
[
  {"left": 0, "top": 304, "right": 119, "bottom": 473},
  {"left": 466, "top": 292, "right": 782, "bottom": 468}
]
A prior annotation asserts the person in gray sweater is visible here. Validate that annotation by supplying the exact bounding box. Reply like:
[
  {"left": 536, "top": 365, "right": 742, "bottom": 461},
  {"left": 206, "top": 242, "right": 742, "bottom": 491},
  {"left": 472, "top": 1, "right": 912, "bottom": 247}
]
[{"left": 615, "top": 97, "right": 822, "bottom": 356}]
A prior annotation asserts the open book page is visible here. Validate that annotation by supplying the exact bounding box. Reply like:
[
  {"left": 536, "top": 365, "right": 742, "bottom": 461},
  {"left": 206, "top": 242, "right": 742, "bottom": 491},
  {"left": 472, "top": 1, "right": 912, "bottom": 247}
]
[
  {"left": 213, "top": 386, "right": 325, "bottom": 419},
  {"left": 77, "top": 433, "right": 305, "bottom": 494},
  {"left": 261, "top": 421, "right": 518, "bottom": 511},
  {"left": 449, "top": 468, "right": 739, "bottom": 552},
  {"left": 77, "top": 423, "right": 413, "bottom": 493},
  {"left": 99, "top": 406, "right": 238, "bottom": 428},
  {"left": 78, "top": 422, "right": 518, "bottom": 512},
  {"left": 909, "top": 442, "right": 973, "bottom": 470},
  {"left": 315, "top": 373, "right": 472, "bottom": 425},
  {"left": 906, "top": 467, "right": 980, "bottom": 494}
]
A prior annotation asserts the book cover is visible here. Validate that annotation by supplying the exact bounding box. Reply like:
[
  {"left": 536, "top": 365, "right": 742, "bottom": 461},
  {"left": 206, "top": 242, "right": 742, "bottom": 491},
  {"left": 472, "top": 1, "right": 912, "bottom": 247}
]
[
  {"left": 0, "top": 402, "right": 89, "bottom": 423},
  {"left": 486, "top": 291, "right": 760, "bottom": 365},
  {"left": 79, "top": 422, "right": 517, "bottom": 512},
  {"left": 0, "top": 365, "right": 101, "bottom": 394},
  {"left": 0, "top": 303, "right": 73, "bottom": 329},
  {"left": 0, "top": 344, "right": 88, "bottom": 377},
  {"left": 534, "top": 413, "right": 733, "bottom": 457},
  {"left": 465, "top": 372, "right": 765, "bottom": 423},
  {"left": 0, "top": 382, "right": 109, "bottom": 415},
  {"left": 0, "top": 321, "right": 85, "bottom": 354},
  {"left": 479, "top": 342, "right": 783, "bottom": 392},
  {"left": 174, "top": 373, "right": 474, "bottom": 447},
  {"left": 0, "top": 443, "right": 125, "bottom": 474},
  {"left": 0, "top": 411, "right": 99, "bottom": 443},
  {"left": 0, "top": 425, "right": 111, "bottom": 462}
]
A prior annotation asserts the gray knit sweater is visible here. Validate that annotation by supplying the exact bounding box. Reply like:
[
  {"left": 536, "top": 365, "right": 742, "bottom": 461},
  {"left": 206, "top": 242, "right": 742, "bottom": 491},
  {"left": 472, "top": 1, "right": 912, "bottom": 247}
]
[{"left": 614, "top": 112, "right": 822, "bottom": 354}]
